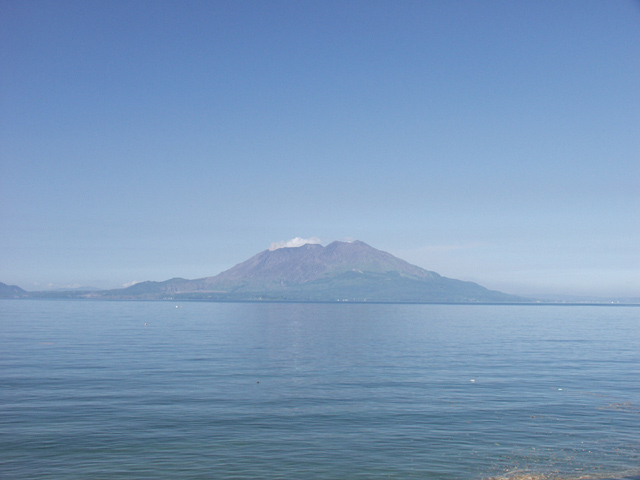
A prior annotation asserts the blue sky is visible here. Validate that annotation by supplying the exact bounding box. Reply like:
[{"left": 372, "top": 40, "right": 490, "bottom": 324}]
[{"left": 1, "top": 0, "right": 639, "bottom": 296}]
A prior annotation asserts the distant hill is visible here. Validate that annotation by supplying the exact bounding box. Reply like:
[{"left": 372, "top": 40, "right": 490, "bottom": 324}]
[
  {"left": 102, "top": 240, "right": 526, "bottom": 303},
  {"left": 0, "top": 282, "right": 29, "bottom": 298}
]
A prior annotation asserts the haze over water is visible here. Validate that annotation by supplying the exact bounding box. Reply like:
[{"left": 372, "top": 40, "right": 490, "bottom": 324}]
[{"left": 2, "top": 300, "right": 639, "bottom": 479}]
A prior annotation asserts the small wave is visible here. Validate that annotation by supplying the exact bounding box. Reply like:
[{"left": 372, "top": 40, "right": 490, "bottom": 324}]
[
  {"left": 596, "top": 402, "right": 639, "bottom": 412},
  {"left": 484, "top": 471, "right": 640, "bottom": 480}
]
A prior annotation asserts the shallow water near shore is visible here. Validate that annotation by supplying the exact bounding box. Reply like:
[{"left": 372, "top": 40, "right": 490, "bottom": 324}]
[{"left": 1, "top": 300, "right": 639, "bottom": 479}]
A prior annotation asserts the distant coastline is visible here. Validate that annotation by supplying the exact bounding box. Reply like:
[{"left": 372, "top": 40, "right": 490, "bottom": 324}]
[
  {"left": 0, "top": 240, "right": 640, "bottom": 305},
  {"left": 2, "top": 239, "right": 637, "bottom": 305}
]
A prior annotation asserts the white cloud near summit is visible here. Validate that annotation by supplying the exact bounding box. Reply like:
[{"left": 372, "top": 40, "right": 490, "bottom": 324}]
[{"left": 269, "top": 237, "right": 322, "bottom": 251}]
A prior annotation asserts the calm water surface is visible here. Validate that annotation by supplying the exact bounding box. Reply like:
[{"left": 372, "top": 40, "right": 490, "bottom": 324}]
[{"left": 1, "top": 300, "right": 639, "bottom": 479}]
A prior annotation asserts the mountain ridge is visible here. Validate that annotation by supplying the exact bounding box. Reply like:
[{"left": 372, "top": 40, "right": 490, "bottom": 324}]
[
  {"left": 98, "top": 240, "right": 525, "bottom": 303},
  {"left": 1, "top": 240, "right": 531, "bottom": 302},
  {"left": 0, "top": 282, "right": 29, "bottom": 298}
]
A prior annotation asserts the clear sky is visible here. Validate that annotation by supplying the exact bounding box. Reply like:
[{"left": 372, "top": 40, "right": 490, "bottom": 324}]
[{"left": 1, "top": 0, "right": 639, "bottom": 297}]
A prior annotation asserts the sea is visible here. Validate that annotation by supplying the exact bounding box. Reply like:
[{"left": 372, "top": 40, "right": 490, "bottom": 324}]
[{"left": 1, "top": 300, "right": 639, "bottom": 480}]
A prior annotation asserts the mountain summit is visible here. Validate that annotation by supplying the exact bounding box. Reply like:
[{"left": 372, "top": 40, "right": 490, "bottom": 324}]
[
  {"left": 110, "top": 240, "right": 524, "bottom": 303},
  {"left": 198, "top": 240, "right": 438, "bottom": 288}
]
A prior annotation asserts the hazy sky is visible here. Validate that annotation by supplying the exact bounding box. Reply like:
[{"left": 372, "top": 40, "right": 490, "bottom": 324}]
[{"left": 2, "top": 0, "right": 639, "bottom": 296}]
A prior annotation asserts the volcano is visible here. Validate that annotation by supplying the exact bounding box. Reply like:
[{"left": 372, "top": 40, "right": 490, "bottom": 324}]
[{"left": 107, "top": 240, "right": 525, "bottom": 303}]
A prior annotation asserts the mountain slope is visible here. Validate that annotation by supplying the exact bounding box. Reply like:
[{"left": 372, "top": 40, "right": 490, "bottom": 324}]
[
  {"left": 109, "top": 240, "right": 525, "bottom": 303},
  {"left": 194, "top": 240, "right": 438, "bottom": 291},
  {"left": 0, "top": 282, "right": 29, "bottom": 298}
]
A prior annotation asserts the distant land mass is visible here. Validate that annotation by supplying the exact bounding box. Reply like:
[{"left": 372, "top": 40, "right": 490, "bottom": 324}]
[
  {"left": 0, "top": 282, "right": 29, "bottom": 299},
  {"left": 1, "top": 240, "right": 528, "bottom": 303}
]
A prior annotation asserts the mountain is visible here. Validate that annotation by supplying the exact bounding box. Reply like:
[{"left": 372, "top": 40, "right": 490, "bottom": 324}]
[
  {"left": 104, "top": 240, "right": 526, "bottom": 303},
  {"left": 0, "top": 282, "right": 29, "bottom": 298}
]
